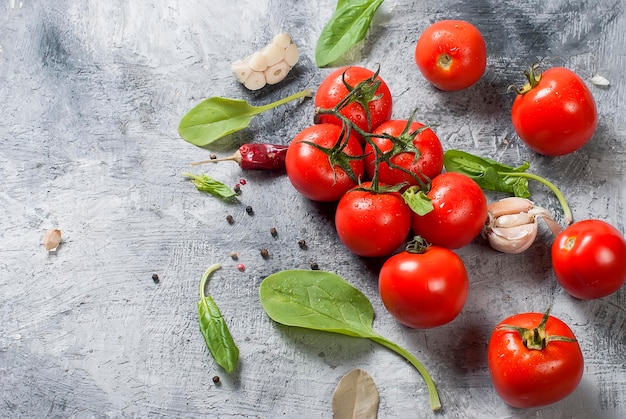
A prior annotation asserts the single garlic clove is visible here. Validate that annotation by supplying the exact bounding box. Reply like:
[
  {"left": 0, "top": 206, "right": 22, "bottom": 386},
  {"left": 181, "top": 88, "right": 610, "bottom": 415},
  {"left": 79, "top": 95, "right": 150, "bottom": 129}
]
[
  {"left": 272, "top": 33, "right": 292, "bottom": 49},
  {"left": 264, "top": 61, "right": 291, "bottom": 85},
  {"left": 248, "top": 51, "right": 268, "bottom": 72},
  {"left": 487, "top": 197, "right": 534, "bottom": 218},
  {"left": 488, "top": 222, "right": 538, "bottom": 254},
  {"left": 231, "top": 60, "right": 252, "bottom": 83},
  {"left": 284, "top": 43, "right": 299, "bottom": 67},
  {"left": 262, "top": 43, "right": 285, "bottom": 66},
  {"left": 243, "top": 71, "right": 266, "bottom": 90},
  {"left": 529, "top": 206, "right": 563, "bottom": 236},
  {"left": 43, "top": 229, "right": 62, "bottom": 252},
  {"left": 493, "top": 212, "right": 535, "bottom": 228}
]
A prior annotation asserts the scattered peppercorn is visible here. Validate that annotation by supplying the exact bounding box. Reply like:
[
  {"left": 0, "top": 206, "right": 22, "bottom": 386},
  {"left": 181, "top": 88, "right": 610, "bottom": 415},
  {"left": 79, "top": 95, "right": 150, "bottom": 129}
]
[
  {"left": 210, "top": 153, "right": 217, "bottom": 160},
  {"left": 260, "top": 248, "right": 269, "bottom": 259},
  {"left": 226, "top": 215, "right": 235, "bottom": 224},
  {"left": 234, "top": 183, "right": 241, "bottom": 193},
  {"left": 240, "top": 179, "right": 247, "bottom": 185},
  {"left": 245, "top": 205, "right": 254, "bottom": 215},
  {"left": 310, "top": 262, "right": 319, "bottom": 270},
  {"left": 298, "top": 239, "right": 307, "bottom": 250},
  {"left": 270, "top": 227, "right": 278, "bottom": 237},
  {"left": 230, "top": 251, "right": 239, "bottom": 260},
  {"left": 212, "top": 375, "right": 220, "bottom": 384},
  {"left": 151, "top": 273, "right": 160, "bottom": 283},
  {"left": 237, "top": 263, "right": 245, "bottom": 272}
]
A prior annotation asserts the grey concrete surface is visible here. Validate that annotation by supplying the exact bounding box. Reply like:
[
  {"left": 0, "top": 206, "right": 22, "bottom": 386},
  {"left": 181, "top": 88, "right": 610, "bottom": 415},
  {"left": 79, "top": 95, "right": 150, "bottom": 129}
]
[{"left": 1, "top": 0, "right": 624, "bottom": 418}]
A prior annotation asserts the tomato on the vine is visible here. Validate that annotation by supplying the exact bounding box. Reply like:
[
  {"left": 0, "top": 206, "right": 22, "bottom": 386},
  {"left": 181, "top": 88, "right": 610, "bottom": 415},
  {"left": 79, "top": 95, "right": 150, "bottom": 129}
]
[
  {"left": 285, "top": 123, "right": 365, "bottom": 202},
  {"left": 511, "top": 66, "right": 598, "bottom": 156},
  {"left": 552, "top": 219, "right": 626, "bottom": 299},
  {"left": 314, "top": 66, "right": 393, "bottom": 141},
  {"left": 488, "top": 310, "right": 584, "bottom": 408},
  {"left": 378, "top": 241, "right": 469, "bottom": 328},
  {"left": 410, "top": 172, "right": 487, "bottom": 249},
  {"left": 414, "top": 20, "right": 487, "bottom": 91},
  {"left": 335, "top": 182, "right": 411, "bottom": 257},
  {"left": 364, "top": 119, "right": 444, "bottom": 189}
]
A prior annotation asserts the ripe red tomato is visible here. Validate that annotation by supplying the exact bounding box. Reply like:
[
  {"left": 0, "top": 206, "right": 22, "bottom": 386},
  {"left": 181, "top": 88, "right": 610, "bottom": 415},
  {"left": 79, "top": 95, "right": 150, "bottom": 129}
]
[
  {"left": 411, "top": 172, "right": 487, "bottom": 249},
  {"left": 378, "top": 244, "right": 469, "bottom": 328},
  {"left": 314, "top": 66, "right": 393, "bottom": 141},
  {"left": 488, "top": 311, "right": 584, "bottom": 408},
  {"left": 285, "top": 123, "right": 365, "bottom": 202},
  {"left": 335, "top": 183, "right": 411, "bottom": 257},
  {"left": 511, "top": 66, "right": 598, "bottom": 156},
  {"left": 414, "top": 20, "right": 487, "bottom": 91},
  {"left": 364, "top": 119, "right": 444, "bottom": 189},
  {"left": 552, "top": 219, "right": 626, "bottom": 299}
]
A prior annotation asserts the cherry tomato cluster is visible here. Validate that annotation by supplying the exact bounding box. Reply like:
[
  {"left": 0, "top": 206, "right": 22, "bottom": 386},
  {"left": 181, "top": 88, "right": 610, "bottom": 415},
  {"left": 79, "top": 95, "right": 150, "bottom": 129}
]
[{"left": 281, "top": 19, "right": 624, "bottom": 411}]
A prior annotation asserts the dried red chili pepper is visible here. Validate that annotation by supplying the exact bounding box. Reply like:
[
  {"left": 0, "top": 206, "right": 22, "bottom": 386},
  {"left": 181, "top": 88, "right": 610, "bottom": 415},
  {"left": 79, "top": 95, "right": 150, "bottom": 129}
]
[{"left": 191, "top": 144, "right": 288, "bottom": 170}]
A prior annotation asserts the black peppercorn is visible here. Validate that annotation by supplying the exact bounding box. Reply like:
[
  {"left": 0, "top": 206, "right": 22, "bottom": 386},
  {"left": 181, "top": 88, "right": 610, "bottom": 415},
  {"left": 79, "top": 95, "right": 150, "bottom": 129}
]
[
  {"left": 212, "top": 375, "right": 220, "bottom": 384},
  {"left": 226, "top": 215, "right": 235, "bottom": 224},
  {"left": 151, "top": 273, "right": 160, "bottom": 283},
  {"left": 245, "top": 205, "right": 254, "bottom": 215}
]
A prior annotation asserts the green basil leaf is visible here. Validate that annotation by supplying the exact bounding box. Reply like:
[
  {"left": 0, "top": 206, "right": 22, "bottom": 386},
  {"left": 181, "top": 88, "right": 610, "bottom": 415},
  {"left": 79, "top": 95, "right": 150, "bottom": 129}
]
[
  {"left": 260, "top": 270, "right": 377, "bottom": 338},
  {"left": 402, "top": 186, "right": 433, "bottom": 216},
  {"left": 315, "top": 0, "right": 385, "bottom": 67},
  {"left": 183, "top": 172, "right": 237, "bottom": 199},
  {"left": 259, "top": 269, "right": 442, "bottom": 411},
  {"left": 198, "top": 264, "right": 239, "bottom": 373},
  {"left": 178, "top": 89, "right": 312, "bottom": 148},
  {"left": 443, "top": 149, "right": 531, "bottom": 197}
]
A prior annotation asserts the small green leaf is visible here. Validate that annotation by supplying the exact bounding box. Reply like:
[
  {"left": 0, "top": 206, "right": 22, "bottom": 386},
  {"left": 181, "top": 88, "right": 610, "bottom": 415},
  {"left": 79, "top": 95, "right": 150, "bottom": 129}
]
[
  {"left": 178, "top": 89, "right": 312, "bottom": 148},
  {"left": 315, "top": 0, "right": 385, "bottom": 67},
  {"left": 402, "top": 186, "right": 433, "bottom": 216},
  {"left": 197, "top": 264, "right": 239, "bottom": 373},
  {"left": 183, "top": 172, "right": 237, "bottom": 199}
]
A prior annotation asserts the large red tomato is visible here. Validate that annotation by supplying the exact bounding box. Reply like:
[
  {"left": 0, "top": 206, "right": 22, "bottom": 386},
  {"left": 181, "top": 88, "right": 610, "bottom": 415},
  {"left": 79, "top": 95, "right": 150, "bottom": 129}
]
[
  {"left": 364, "top": 119, "right": 444, "bottom": 189},
  {"left": 410, "top": 172, "right": 487, "bottom": 249},
  {"left": 552, "top": 219, "right": 626, "bottom": 299},
  {"left": 488, "top": 311, "right": 584, "bottom": 408},
  {"left": 314, "top": 66, "right": 393, "bottom": 141},
  {"left": 378, "top": 244, "right": 469, "bottom": 328},
  {"left": 414, "top": 20, "right": 487, "bottom": 91},
  {"left": 335, "top": 183, "right": 411, "bottom": 257},
  {"left": 511, "top": 66, "right": 598, "bottom": 156},
  {"left": 285, "top": 123, "right": 364, "bottom": 202}
]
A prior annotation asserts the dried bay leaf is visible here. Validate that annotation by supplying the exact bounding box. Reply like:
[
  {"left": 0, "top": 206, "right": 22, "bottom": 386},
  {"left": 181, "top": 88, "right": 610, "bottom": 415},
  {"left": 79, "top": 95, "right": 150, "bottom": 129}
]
[{"left": 332, "top": 368, "right": 379, "bottom": 419}]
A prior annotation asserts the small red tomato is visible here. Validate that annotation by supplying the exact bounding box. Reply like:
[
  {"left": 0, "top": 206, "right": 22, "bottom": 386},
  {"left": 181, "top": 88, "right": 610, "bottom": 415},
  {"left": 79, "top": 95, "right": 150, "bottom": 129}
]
[
  {"left": 411, "top": 172, "right": 488, "bottom": 249},
  {"left": 511, "top": 66, "right": 598, "bottom": 156},
  {"left": 414, "top": 20, "right": 487, "bottom": 91},
  {"left": 378, "top": 244, "right": 469, "bottom": 328},
  {"left": 488, "top": 311, "right": 584, "bottom": 408},
  {"left": 285, "top": 124, "right": 365, "bottom": 202},
  {"left": 335, "top": 183, "right": 411, "bottom": 257},
  {"left": 364, "top": 119, "right": 444, "bottom": 189},
  {"left": 315, "top": 66, "right": 393, "bottom": 141},
  {"left": 552, "top": 219, "right": 626, "bottom": 299}
]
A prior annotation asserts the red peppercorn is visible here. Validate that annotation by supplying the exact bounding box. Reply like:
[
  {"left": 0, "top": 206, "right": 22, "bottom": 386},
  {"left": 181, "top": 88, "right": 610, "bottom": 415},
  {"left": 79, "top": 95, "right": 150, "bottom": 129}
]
[{"left": 237, "top": 263, "right": 245, "bottom": 272}]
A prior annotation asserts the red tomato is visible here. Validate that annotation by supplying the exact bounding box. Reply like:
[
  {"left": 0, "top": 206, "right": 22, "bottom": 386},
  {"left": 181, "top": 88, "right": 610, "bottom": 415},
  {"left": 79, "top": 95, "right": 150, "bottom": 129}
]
[
  {"left": 335, "top": 183, "right": 411, "bottom": 257},
  {"left": 511, "top": 66, "right": 598, "bottom": 156},
  {"left": 552, "top": 219, "right": 626, "bottom": 299},
  {"left": 411, "top": 172, "right": 487, "bottom": 249},
  {"left": 378, "top": 245, "right": 469, "bottom": 328},
  {"left": 285, "top": 124, "right": 365, "bottom": 202},
  {"left": 364, "top": 120, "right": 444, "bottom": 188},
  {"left": 488, "top": 311, "right": 584, "bottom": 408},
  {"left": 314, "top": 66, "right": 393, "bottom": 141},
  {"left": 414, "top": 20, "right": 487, "bottom": 91}
]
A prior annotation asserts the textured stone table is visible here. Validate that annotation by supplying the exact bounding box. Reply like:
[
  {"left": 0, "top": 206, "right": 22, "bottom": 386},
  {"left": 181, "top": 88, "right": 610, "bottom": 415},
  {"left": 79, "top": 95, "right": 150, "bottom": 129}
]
[{"left": 1, "top": 1, "right": 624, "bottom": 417}]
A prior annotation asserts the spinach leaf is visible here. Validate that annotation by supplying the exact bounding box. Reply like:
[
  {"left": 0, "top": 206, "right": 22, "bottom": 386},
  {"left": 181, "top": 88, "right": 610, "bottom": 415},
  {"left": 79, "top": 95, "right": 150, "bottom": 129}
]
[
  {"left": 198, "top": 264, "right": 239, "bottom": 373},
  {"left": 259, "top": 270, "right": 441, "bottom": 411},
  {"left": 443, "top": 149, "right": 531, "bottom": 197},
  {"left": 183, "top": 172, "right": 237, "bottom": 199},
  {"left": 178, "top": 89, "right": 311, "bottom": 148},
  {"left": 315, "top": 0, "right": 385, "bottom": 67}
]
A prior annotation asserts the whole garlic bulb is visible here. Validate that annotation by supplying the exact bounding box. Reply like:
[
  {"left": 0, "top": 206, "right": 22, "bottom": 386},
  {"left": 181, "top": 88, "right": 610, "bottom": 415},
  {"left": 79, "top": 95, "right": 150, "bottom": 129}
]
[
  {"left": 484, "top": 197, "right": 563, "bottom": 254},
  {"left": 231, "top": 33, "right": 300, "bottom": 91}
]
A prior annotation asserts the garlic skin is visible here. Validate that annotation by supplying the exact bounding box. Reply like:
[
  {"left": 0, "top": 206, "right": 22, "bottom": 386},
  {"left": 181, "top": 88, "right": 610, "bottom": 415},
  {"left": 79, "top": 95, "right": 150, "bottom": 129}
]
[
  {"left": 484, "top": 197, "right": 563, "bottom": 254},
  {"left": 231, "top": 33, "right": 299, "bottom": 90},
  {"left": 43, "top": 229, "right": 62, "bottom": 252}
]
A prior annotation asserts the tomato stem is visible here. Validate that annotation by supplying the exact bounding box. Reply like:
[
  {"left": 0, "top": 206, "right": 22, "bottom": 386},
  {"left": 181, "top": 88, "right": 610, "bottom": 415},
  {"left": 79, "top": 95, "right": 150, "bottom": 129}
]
[
  {"left": 497, "top": 308, "right": 577, "bottom": 351},
  {"left": 370, "top": 335, "right": 441, "bottom": 411},
  {"left": 498, "top": 171, "right": 572, "bottom": 225}
]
